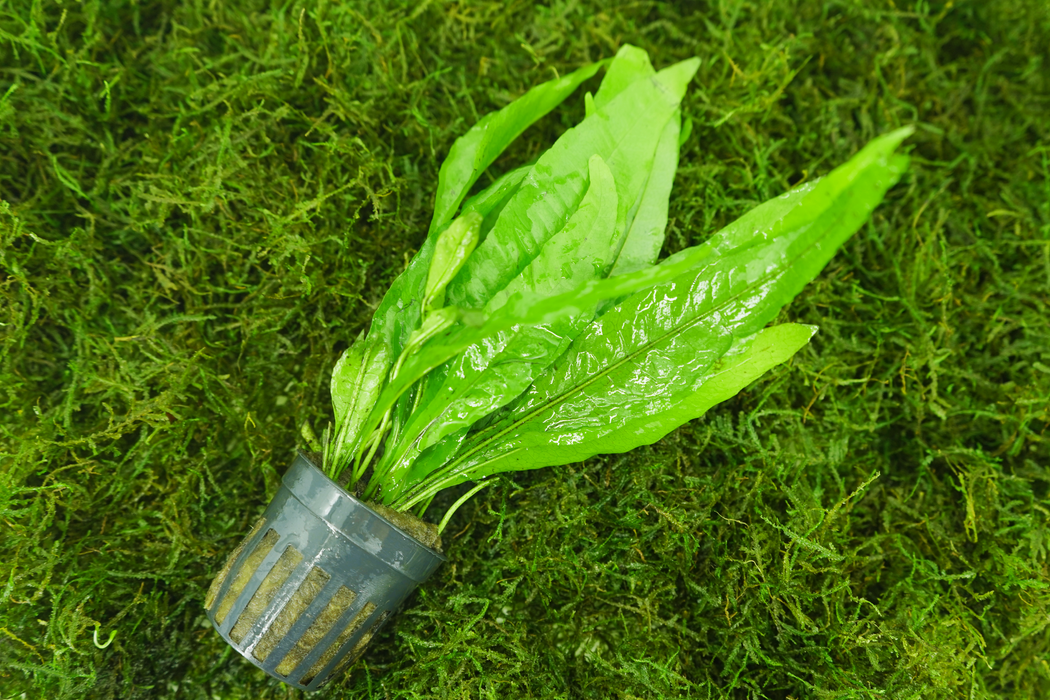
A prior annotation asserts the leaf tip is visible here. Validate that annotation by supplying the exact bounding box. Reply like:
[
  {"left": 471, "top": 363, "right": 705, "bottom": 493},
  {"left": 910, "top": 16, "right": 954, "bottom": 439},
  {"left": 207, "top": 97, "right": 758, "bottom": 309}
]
[{"left": 865, "top": 125, "right": 916, "bottom": 161}]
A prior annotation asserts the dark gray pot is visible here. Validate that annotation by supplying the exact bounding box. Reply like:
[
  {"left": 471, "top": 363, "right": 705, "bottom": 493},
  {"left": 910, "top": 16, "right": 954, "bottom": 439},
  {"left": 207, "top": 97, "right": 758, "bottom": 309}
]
[{"left": 204, "top": 451, "right": 445, "bottom": 691}]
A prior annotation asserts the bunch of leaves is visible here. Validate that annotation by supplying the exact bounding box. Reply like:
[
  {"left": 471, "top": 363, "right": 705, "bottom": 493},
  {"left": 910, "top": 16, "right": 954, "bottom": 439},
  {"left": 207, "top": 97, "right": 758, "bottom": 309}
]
[{"left": 323, "top": 46, "right": 912, "bottom": 530}]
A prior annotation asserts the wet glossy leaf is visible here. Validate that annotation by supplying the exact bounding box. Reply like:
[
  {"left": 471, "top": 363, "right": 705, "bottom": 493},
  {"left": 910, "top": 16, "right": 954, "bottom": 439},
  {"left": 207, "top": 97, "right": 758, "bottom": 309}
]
[
  {"left": 392, "top": 324, "right": 815, "bottom": 489},
  {"left": 486, "top": 155, "right": 619, "bottom": 311},
  {"left": 360, "top": 56, "right": 699, "bottom": 464},
  {"left": 353, "top": 59, "right": 701, "bottom": 484},
  {"left": 367, "top": 183, "right": 820, "bottom": 438},
  {"left": 436, "top": 324, "right": 817, "bottom": 474},
  {"left": 363, "top": 64, "right": 600, "bottom": 377},
  {"left": 373, "top": 166, "right": 826, "bottom": 418},
  {"left": 398, "top": 306, "right": 460, "bottom": 367},
  {"left": 362, "top": 181, "right": 741, "bottom": 463},
  {"left": 362, "top": 165, "right": 528, "bottom": 398},
  {"left": 470, "top": 165, "right": 531, "bottom": 246}
]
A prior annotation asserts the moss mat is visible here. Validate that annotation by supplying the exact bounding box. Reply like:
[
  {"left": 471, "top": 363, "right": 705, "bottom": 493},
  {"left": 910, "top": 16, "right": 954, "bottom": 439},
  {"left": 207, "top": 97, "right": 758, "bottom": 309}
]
[{"left": 1, "top": 1, "right": 1048, "bottom": 698}]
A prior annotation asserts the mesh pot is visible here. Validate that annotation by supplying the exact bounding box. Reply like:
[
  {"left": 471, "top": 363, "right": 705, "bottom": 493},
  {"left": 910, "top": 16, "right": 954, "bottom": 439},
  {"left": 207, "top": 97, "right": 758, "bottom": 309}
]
[{"left": 204, "top": 451, "right": 446, "bottom": 691}]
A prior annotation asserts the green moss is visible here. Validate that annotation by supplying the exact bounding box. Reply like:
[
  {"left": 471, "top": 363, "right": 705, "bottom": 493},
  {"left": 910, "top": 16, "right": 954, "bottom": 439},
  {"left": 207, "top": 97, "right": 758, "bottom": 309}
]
[{"left": 1, "top": 0, "right": 1048, "bottom": 698}]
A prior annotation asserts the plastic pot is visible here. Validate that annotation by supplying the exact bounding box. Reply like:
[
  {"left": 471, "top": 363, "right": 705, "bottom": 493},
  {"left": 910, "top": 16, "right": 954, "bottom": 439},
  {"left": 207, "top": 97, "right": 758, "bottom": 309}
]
[{"left": 204, "top": 451, "right": 446, "bottom": 691}]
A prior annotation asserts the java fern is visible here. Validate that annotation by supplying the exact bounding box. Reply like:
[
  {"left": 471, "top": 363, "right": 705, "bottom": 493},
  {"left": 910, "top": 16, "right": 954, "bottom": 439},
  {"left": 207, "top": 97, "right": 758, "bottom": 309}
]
[{"left": 319, "top": 45, "right": 911, "bottom": 532}]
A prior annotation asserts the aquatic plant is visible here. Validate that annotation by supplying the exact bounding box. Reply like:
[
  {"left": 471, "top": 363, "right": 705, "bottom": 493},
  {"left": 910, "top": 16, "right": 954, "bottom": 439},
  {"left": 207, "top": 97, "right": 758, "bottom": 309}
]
[{"left": 322, "top": 45, "right": 910, "bottom": 532}]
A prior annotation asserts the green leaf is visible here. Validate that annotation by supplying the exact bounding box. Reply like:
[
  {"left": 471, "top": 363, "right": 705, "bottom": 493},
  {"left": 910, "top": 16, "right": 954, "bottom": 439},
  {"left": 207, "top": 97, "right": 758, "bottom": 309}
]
[
  {"left": 366, "top": 166, "right": 531, "bottom": 467},
  {"left": 366, "top": 57, "right": 701, "bottom": 443},
  {"left": 363, "top": 60, "right": 702, "bottom": 461},
  {"left": 592, "top": 44, "right": 655, "bottom": 111},
  {"left": 366, "top": 256, "right": 692, "bottom": 439},
  {"left": 326, "top": 334, "right": 391, "bottom": 477},
  {"left": 608, "top": 109, "right": 682, "bottom": 277},
  {"left": 377, "top": 155, "right": 620, "bottom": 495},
  {"left": 422, "top": 212, "right": 482, "bottom": 315},
  {"left": 469, "top": 165, "right": 532, "bottom": 245},
  {"left": 446, "top": 58, "right": 701, "bottom": 311},
  {"left": 486, "top": 154, "right": 619, "bottom": 311},
  {"left": 370, "top": 177, "right": 814, "bottom": 437},
  {"left": 430, "top": 60, "right": 606, "bottom": 235},
  {"left": 391, "top": 127, "right": 912, "bottom": 506},
  {"left": 593, "top": 45, "right": 672, "bottom": 276},
  {"left": 378, "top": 164, "right": 823, "bottom": 414},
  {"left": 397, "top": 426, "right": 471, "bottom": 500},
  {"left": 429, "top": 323, "right": 816, "bottom": 474},
  {"left": 624, "top": 324, "right": 818, "bottom": 443}
]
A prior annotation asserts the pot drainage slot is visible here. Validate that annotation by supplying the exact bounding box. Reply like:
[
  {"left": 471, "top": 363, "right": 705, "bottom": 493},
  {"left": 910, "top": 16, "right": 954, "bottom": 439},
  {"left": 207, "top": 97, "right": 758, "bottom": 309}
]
[
  {"left": 231, "top": 544, "right": 303, "bottom": 643},
  {"left": 213, "top": 527, "right": 280, "bottom": 625},
  {"left": 299, "top": 601, "right": 377, "bottom": 684},
  {"left": 205, "top": 517, "right": 266, "bottom": 612},
  {"left": 253, "top": 565, "right": 331, "bottom": 662},
  {"left": 335, "top": 611, "right": 390, "bottom": 676},
  {"left": 274, "top": 584, "right": 355, "bottom": 676}
]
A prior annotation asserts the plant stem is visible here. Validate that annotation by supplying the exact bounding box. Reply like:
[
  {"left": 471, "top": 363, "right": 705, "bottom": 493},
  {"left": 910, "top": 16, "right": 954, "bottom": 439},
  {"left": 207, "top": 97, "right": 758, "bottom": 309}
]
[
  {"left": 391, "top": 446, "right": 517, "bottom": 511},
  {"left": 413, "top": 494, "right": 434, "bottom": 518},
  {"left": 436, "top": 481, "right": 494, "bottom": 535},
  {"left": 353, "top": 410, "right": 390, "bottom": 489}
]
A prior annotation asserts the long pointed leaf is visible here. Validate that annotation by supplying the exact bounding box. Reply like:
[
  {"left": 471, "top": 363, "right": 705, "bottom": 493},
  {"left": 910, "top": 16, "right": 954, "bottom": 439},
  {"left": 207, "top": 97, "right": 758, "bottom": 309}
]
[
  {"left": 327, "top": 334, "right": 390, "bottom": 475},
  {"left": 425, "top": 323, "right": 816, "bottom": 477},
  {"left": 368, "top": 178, "right": 821, "bottom": 435},
  {"left": 430, "top": 61, "right": 606, "bottom": 235},
  {"left": 608, "top": 109, "right": 682, "bottom": 277}
]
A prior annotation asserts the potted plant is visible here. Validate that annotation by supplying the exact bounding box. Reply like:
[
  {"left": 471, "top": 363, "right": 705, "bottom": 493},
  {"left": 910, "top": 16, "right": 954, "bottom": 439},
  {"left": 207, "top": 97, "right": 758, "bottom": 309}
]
[{"left": 205, "top": 45, "right": 911, "bottom": 691}]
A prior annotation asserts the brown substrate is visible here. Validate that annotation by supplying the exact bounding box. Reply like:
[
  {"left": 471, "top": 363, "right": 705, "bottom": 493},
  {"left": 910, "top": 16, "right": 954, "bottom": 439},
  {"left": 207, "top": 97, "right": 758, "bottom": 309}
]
[{"left": 369, "top": 502, "right": 443, "bottom": 553}]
